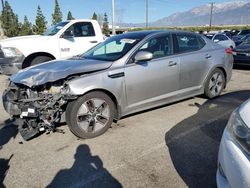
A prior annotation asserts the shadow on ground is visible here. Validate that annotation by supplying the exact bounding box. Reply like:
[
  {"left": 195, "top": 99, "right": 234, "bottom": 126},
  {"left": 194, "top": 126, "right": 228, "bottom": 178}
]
[
  {"left": 0, "top": 119, "right": 18, "bottom": 149},
  {"left": 47, "top": 144, "right": 122, "bottom": 188},
  {"left": 0, "top": 155, "right": 13, "bottom": 188},
  {"left": 165, "top": 90, "right": 250, "bottom": 188}
]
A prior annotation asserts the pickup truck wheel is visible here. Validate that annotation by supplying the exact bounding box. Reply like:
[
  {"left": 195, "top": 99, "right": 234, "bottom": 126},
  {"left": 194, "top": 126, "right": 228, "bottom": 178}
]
[
  {"left": 30, "top": 56, "right": 53, "bottom": 66},
  {"left": 204, "top": 68, "right": 225, "bottom": 99},
  {"left": 66, "top": 91, "right": 115, "bottom": 139}
]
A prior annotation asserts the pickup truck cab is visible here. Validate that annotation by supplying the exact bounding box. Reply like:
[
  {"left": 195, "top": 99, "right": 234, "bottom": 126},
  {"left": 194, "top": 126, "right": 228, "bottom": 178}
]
[{"left": 0, "top": 19, "right": 104, "bottom": 75}]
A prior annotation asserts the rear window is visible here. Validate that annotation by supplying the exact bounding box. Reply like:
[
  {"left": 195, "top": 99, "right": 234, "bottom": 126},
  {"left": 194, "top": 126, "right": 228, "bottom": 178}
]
[{"left": 175, "top": 34, "right": 203, "bottom": 53}]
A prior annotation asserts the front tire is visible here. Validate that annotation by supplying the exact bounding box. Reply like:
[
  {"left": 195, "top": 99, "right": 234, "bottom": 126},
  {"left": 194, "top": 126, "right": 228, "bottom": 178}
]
[
  {"left": 66, "top": 91, "right": 115, "bottom": 139},
  {"left": 30, "top": 56, "right": 53, "bottom": 66},
  {"left": 204, "top": 68, "right": 226, "bottom": 99}
]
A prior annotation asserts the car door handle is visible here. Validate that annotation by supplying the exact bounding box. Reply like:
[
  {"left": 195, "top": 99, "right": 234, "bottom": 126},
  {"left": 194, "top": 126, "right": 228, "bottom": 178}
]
[
  {"left": 168, "top": 61, "right": 177, "bottom": 67},
  {"left": 90, "top": 41, "right": 98, "bottom": 43},
  {"left": 205, "top": 54, "right": 212, "bottom": 59}
]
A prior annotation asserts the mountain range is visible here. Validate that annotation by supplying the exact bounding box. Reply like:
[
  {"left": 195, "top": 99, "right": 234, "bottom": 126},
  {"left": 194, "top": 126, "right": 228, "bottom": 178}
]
[{"left": 119, "top": 1, "right": 250, "bottom": 27}]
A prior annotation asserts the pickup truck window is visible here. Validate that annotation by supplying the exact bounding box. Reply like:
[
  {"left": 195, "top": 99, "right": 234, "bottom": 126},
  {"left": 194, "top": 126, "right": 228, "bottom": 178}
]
[
  {"left": 43, "top": 21, "right": 69, "bottom": 36},
  {"left": 66, "top": 22, "right": 96, "bottom": 37}
]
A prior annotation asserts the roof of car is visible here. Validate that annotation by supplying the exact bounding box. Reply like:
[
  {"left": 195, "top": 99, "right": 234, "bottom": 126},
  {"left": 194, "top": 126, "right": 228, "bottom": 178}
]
[{"left": 121, "top": 30, "right": 199, "bottom": 39}]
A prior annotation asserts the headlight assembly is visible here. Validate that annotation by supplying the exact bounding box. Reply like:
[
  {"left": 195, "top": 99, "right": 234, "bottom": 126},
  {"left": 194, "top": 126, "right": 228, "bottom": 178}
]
[
  {"left": 2, "top": 47, "right": 23, "bottom": 58},
  {"left": 61, "top": 84, "right": 71, "bottom": 94},
  {"left": 228, "top": 110, "right": 250, "bottom": 155}
]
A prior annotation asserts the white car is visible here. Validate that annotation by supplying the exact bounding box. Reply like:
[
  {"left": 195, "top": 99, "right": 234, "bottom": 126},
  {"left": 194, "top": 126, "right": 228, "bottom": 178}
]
[
  {"left": 217, "top": 99, "right": 250, "bottom": 188},
  {"left": 212, "top": 33, "right": 236, "bottom": 49}
]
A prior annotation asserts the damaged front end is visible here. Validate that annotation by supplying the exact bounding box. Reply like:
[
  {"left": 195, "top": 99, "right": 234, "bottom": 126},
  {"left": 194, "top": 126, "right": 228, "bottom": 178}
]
[{"left": 2, "top": 80, "right": 76, "bottom": 140}]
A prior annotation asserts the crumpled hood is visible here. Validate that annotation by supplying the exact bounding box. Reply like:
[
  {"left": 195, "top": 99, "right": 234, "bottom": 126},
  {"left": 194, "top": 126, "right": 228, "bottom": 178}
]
[{"left": 10, "top": 58, "right": 113, "bottom": 87}]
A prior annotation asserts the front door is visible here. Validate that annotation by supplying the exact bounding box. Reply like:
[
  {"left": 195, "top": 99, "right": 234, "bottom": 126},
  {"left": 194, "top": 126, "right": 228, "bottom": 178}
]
[
  {"left": 125, "top": 34, "right": 180, "bottom": 110},
  {"left": 59, "top": 22, "right": 99, "bottom": 58}
]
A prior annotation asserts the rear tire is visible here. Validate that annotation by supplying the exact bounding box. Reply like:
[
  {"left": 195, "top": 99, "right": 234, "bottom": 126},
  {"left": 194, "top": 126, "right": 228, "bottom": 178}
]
[
  {"left": 204, "top": 68, "right": 226, "bottom": 99},
  {"left": 30, "top": 56, "right": 53, "bottom": 66},
  {"left": 66, "top": 91, "right": 115, "bottom": 139}
]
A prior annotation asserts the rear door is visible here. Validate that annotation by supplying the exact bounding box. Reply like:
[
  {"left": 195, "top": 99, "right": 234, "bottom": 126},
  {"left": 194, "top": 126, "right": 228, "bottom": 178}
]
[
  {"left": 125, "top": 34, "right": 180, "bottom": 110},
  {"left": 59, "top": 22, "right": 100, "bottom": 58},
  {"left": 173, "top": 33, "right": 212, "bottom": 90}
]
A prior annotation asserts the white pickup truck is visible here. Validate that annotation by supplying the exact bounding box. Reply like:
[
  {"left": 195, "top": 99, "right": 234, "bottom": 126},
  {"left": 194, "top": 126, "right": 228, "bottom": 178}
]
[{"left": 0, "top": 19, "right": 104, "bottom": 75}]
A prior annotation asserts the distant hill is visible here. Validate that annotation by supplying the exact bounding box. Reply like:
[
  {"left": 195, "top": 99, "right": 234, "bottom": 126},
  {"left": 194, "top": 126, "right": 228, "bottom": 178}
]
[{"left": 119, "top": 1, "right": 250, "bottom": 27}]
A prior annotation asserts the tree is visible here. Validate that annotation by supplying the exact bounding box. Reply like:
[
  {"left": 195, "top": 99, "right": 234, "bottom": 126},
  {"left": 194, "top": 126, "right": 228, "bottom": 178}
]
[
  {"left": 92, "top": 12, "right": 97, "bottom": 20},
  {"left": 67, "top": 11, "right": 74, "bottom": 20},
  {"left": 20, "top": 16, "right": 33, "bottom": 35},
  {"left": 102, "top": 12, "right": 109, "bottom": 35},
  {"left": 33, "top": 6, "right": 47, "bottom": 35},
  {"left": 1, "top": 1, "right": 20, "bottom": 37},
  {"left": 52, "top": 0, "right": 62, "bottom": 25}
]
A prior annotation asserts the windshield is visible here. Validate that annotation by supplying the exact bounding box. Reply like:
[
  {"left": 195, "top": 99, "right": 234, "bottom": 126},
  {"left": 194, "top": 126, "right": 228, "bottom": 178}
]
[
  {"left": 82, "top": 34, "right": 143, "bottom": 61},
  {"left": 43, "top": 21, "right": 69, "bottom": 36}
]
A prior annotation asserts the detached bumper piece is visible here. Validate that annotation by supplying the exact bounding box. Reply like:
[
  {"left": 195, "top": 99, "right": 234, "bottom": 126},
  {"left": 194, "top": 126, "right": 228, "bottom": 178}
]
[{"left": 16, "top": 119, "right": 40, "bottom": 141}]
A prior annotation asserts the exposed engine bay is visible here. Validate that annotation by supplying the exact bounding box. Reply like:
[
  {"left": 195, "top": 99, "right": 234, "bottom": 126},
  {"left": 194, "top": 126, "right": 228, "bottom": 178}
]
[{"left": 3, "top": 79, "right": 77, "bottom": 140}]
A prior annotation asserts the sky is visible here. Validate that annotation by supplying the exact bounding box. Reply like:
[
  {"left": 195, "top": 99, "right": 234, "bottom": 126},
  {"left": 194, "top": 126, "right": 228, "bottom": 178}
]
[{"left": 5, "top": 0, "right": 248, "bottom": 25}]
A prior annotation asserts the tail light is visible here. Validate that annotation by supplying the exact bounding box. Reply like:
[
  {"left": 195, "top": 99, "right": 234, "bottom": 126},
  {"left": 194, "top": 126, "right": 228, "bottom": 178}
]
[{"left": 225, "top": 48, "right": 233, "bottom": 55}]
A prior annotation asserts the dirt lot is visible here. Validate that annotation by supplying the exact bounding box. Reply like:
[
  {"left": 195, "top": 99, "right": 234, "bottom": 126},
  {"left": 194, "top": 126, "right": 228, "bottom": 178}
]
[{"left": 0, "top": 68, "right": 250, "bottom": 188}]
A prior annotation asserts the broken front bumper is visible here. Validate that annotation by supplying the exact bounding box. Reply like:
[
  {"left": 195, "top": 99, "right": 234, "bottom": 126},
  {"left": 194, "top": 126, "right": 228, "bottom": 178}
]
[
  {"left": 3, "top": 89, "right": 43, "bottom": 140},
  {"left": 3, "top": 88, "right": 38, "bottom": 117},
  {"left": 3, "top": 89, "right": 21, "bottom": 116}
]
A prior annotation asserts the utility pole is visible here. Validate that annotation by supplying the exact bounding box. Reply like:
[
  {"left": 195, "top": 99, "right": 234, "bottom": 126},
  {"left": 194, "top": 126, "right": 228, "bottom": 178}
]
[
  {"left": 112, "top": 0, "right": 116, "bottom": 35},
  {"left": 209, "top": 2, "right": 214, "bottom": 29},
  {"left": 146, "top": 0, "right": 148, "bottom": 28}
]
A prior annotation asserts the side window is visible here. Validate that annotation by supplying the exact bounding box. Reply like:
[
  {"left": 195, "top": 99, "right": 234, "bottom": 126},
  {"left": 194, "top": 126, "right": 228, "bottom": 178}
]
[
  {"left": 138, "top": 35, "right": 172, "bottom": 59},
  {"left": 214, "top": 34, "right": 228, "bottom": 41},
  {"left": 176, "top": 34, "right": 200, "bottom": 53},
  {"left": 66, "top": 22, "right": 95, "bottom": 37}
]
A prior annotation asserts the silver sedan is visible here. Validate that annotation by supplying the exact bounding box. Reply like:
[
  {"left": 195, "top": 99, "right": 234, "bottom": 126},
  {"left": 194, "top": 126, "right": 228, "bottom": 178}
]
[{"left": 3, "top": 30, "right": 233, "bottom": 140}]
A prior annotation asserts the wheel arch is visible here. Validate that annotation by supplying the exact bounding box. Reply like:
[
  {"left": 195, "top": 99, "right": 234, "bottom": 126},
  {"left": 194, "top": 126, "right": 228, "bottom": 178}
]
[
  {"left": 82, "top": 89, "right": 121, "bottom": 120},
  {"left": 22, "top": 52, "right": 56, "bottom": 68},
  {"left": 204, "top": 66, "right": 227, "bottom": 86},
  {"left": 216, "top": 66, "right": 227, "bottom": 87}
]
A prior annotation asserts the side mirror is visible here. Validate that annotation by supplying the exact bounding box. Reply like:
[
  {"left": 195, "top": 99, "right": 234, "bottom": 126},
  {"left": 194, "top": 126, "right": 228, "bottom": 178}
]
[
  {"left": 213, "top": 39, "right": 220, "bottom": 43},
  {"left": 134, "top": 51, "right": 153, "bottom": 62},
  {"left": 62, "top": 30, "right": 74, "bottom": 38}
]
